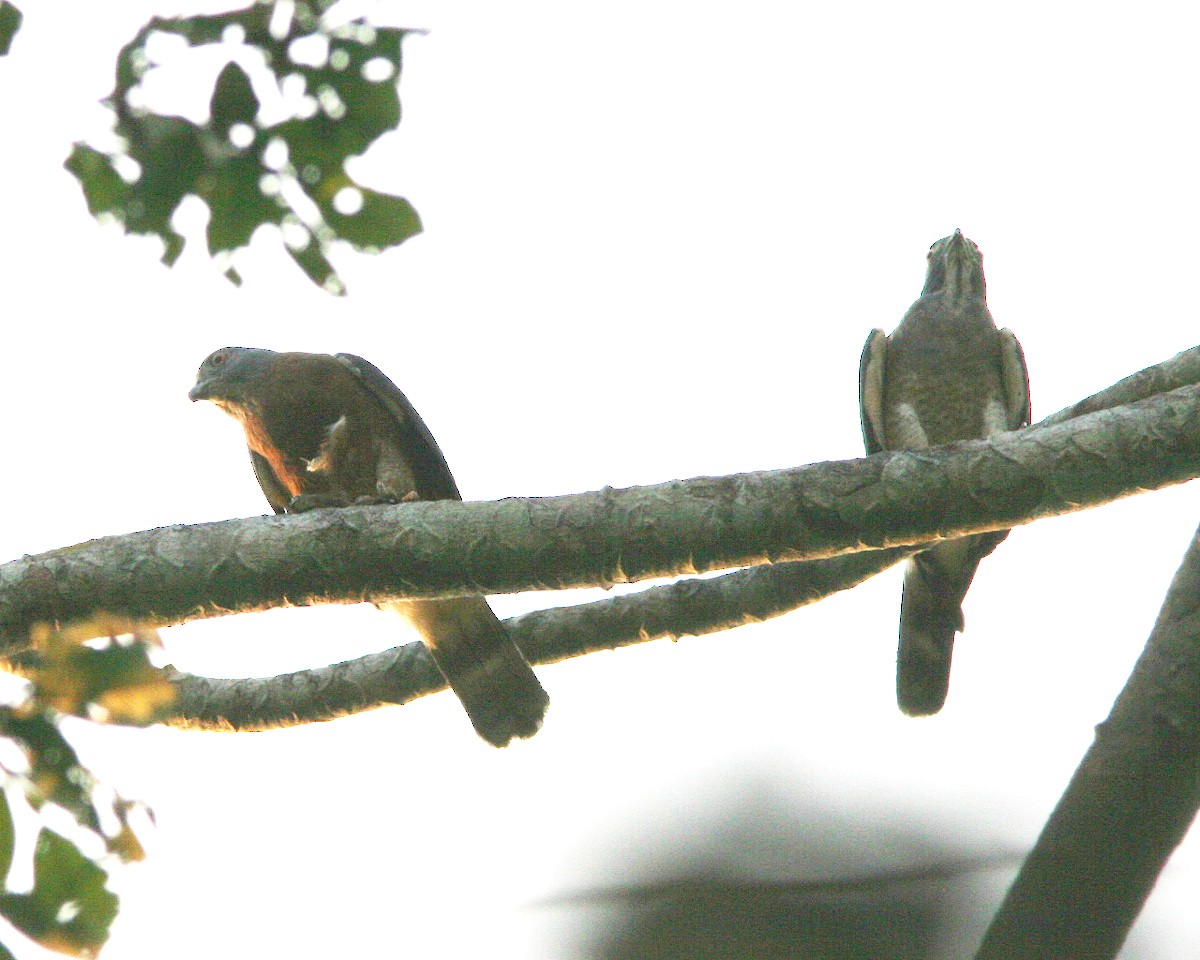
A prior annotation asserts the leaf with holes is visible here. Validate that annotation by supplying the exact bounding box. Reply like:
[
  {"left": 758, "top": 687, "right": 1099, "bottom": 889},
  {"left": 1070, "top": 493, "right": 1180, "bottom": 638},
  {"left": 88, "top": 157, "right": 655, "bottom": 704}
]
[
  {"left": 65, "top": 1, "right": 422, "bottom": 294},
  {"left": 0, "top": 830, "right": 118, "bottom": 957}
]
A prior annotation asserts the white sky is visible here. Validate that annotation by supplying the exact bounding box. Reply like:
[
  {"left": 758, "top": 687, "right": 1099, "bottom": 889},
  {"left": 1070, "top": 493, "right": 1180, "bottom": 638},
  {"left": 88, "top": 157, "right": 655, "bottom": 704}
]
[{"left": 2, "top": 1, "right": 1199, "bottom": 957}]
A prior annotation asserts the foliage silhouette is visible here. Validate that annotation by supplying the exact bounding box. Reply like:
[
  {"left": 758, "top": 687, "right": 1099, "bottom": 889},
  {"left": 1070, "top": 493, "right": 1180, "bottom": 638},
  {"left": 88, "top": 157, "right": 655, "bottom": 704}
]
[{"left": 65, "top": 1, "right": 420, "bottom": 294}]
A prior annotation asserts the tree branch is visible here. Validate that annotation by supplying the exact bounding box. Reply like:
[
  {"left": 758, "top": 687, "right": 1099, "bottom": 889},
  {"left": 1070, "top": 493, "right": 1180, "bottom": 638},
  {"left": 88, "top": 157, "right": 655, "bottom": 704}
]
[
  {"left": 1040, "top": 343, "right": 1200, "bottom": 427},
  {"left": 163, "top": 344, "right": 1200, "bottom": 729},
  {"left": 3, "top": 379, "right": 1198, "bottom": 644},
  {"left": 975, "top": 517, "right": 1200, "bottom": 960},
  {"left": 4, "top": 354, "right": 1200, "bottom": 731},
  {"left": 168, "top": 547, "right": 916, "bottom": 729}
]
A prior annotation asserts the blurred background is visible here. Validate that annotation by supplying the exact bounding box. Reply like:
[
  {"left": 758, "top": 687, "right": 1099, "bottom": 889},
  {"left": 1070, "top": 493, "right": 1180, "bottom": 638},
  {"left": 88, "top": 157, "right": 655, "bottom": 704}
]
[{"left": 1, "top": 1, "right": 1198, "bottom": 956}]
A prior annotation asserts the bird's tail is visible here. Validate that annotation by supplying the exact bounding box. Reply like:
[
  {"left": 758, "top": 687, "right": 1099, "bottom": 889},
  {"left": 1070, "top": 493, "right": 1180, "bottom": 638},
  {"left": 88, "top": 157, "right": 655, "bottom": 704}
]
[
  {"left": 389, "top": 597, "right": 549, "bottom": 747},
  {"left": 896, "top": 531, "right": 1008, "bottom": 717}
]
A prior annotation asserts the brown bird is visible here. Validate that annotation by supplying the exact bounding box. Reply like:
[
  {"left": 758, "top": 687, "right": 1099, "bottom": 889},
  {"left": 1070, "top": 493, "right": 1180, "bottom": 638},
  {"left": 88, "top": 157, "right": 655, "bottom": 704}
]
[
  {"left": 859, "top": 231, "right": 1030, "bottom": 716},
  {"left": 190, "top": 347, "right": 549, "bottom": 746}
]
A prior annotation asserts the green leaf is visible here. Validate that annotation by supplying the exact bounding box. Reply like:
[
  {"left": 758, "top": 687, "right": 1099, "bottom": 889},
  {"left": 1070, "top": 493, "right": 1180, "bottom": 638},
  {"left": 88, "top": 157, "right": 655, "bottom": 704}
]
[
  {"left": 287, "top": 231, "right": 345, "bottom": 295},
  {"left": 0, "top": 711, "right": 99, "bottom": 834},
  {"left": 326, "top": 189, "right": 421, "bottom": 250},
  {"left": 210, "top": 62, "right": 259, "bottom": 135},
  {"left": 293, "top": 29, "right": 404, "bottom": 155},
  {"left": 65, "top": 120, "right": 200, "bottom": 267},
  {"left": 29, "top": 618, "right": 177, "bottom": 727},
  {"left": 0, "top": 2, "right": 20, "bottom": 57},
  {"left": 0, "top": 790, "right": 13, "bottom": 886},
  {"left": 121, "top": 115, "right": 206, "bottom": 230},
  {"left": 2, "top": 712, "right": 84, "bottom": 792},
  {"left": 0, "top": 830, "right": 117, "bottom": 957},
  {"left": 140, "top": 6, "right": 270, "bottom": 49},
  {"left": 204, "top": 154, "right": 281, "bottom": 254},
  {"left": 63, "top": 145, "right": 130, "bottom": 218}
]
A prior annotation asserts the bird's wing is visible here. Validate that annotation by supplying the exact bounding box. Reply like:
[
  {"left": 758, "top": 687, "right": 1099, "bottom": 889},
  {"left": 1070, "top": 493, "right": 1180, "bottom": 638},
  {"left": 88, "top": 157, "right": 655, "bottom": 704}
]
[
  {"left": 249, "top": 449, "right": 292, "bottom": 514},
  {"left": 998, "top": 328, "right": 1031, "bottom": 428},
  {"left": 858, "top": 328, "right": 889, "bottom": 453},
  {"left": 334, "top": 353, "right": 463, "bottom": 502}
]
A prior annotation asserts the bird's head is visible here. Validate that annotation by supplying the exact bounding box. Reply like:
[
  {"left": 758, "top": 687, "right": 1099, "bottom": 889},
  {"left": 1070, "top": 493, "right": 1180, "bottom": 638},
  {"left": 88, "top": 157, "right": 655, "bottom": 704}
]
[
  {"left": 921, "top": 228, "right": 986, "bottom": 301},
  {"left": 189, "top": 346, "right": 278, "bottom": 409}
]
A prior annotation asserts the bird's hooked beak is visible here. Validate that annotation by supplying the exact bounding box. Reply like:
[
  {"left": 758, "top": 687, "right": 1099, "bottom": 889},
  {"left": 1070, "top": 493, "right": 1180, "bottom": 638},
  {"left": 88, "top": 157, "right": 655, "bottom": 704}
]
[{"left": 190, "top": 372, "right": 238, "bottom": 404}]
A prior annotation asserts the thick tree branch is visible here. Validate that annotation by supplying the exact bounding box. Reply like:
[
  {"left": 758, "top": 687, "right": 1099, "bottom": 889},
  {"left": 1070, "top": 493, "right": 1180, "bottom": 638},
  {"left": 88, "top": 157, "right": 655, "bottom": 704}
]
[
  {"left": 3, "top": 379, "right": 1198, "bottom": 652},
  {"left": 975, "top": 518, "right": 1200, "bottom": 960}
]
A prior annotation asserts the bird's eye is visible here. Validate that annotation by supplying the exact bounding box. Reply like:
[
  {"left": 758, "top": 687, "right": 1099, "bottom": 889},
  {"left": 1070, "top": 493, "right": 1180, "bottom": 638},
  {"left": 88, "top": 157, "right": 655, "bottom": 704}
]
[{"left": 210, "top": 351, "right": 228, "bottom": 367}]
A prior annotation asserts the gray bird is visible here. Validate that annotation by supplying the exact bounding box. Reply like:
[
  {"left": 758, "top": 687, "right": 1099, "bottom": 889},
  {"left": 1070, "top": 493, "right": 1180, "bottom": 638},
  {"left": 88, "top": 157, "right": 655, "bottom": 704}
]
[{"left": 859, "top": 230, "right": 1030, "bottom": 716}]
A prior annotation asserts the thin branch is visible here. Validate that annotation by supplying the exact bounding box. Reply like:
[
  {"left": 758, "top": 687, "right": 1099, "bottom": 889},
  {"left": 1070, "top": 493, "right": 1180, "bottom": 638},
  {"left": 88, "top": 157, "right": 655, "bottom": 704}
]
[
  {"left": 169, "top": 548, "right": 916, "bottom": 730},
  {"left": 975, "top": 517, "right": 1200, "bottom": 960},
  {"left": 1040, "top": 343, "right": 1200, "bottom": 427}
]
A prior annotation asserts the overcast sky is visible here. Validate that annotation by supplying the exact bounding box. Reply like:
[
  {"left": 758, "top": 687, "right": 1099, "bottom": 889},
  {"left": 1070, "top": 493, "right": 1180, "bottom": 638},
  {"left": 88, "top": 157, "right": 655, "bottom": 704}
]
[{"left": 2, "top": 2, "right": 1199, "bottom": 958}]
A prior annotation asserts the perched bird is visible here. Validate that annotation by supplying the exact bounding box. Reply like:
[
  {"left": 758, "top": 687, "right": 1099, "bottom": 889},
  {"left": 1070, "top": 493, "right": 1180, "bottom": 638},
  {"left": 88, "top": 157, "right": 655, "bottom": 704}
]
[
  {"left": 190, "top": 347, "right": 550, "bottom": 746},
  {"left": 859, "top": 231, "right": 1029, "bottom": 716}
]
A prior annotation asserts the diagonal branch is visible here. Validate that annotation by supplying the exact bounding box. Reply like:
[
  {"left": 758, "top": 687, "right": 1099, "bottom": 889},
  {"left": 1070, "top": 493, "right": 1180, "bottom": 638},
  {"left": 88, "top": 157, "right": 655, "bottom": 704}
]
[
  {"left": 1040, "top": 343, "right": 1200, "bottom": 427},
  {"left": 975, "top": 516, "right": 1200, "bottom": 960}
]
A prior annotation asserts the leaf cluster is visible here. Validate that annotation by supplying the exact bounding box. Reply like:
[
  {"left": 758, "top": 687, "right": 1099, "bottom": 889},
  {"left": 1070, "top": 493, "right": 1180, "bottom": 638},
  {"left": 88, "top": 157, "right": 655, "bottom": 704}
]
[
  {"left": 64, "top": 0, "right": 421, "bottom": 294},
  {"left": 0, "top": 616, "right": 173, "bottom": 956}
]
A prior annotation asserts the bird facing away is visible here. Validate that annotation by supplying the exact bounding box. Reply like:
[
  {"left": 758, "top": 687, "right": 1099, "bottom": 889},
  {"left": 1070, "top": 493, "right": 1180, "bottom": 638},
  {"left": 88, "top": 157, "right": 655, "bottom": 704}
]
[
  {"left": 859, "top": 231, "right": 1030, "bottom": 716},
  {"left": 190, "top": 347, "right": 550, "bottom": 746}
]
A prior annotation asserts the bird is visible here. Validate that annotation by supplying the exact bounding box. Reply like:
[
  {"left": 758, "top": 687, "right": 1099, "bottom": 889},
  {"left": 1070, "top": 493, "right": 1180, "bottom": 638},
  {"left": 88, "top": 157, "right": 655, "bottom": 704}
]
[
  {"left": 858, "top": 230, "right": 1030, "bottom": 716},
  {"left": 189, "top": 347, "right": 550, "bottom": 746}
]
